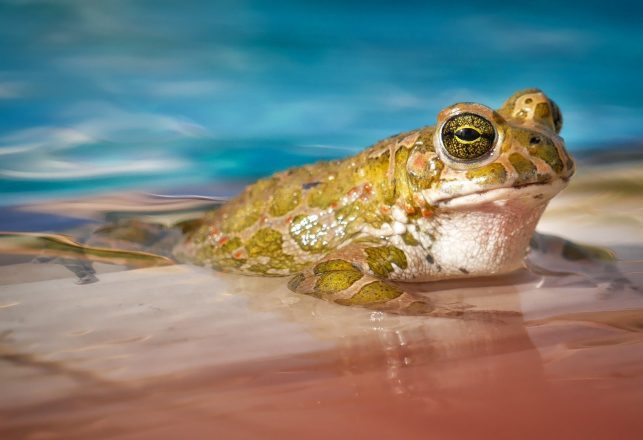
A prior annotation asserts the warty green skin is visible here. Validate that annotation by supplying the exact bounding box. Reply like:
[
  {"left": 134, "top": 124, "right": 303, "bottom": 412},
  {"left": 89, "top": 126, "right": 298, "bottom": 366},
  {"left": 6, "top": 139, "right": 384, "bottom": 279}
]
[{"left": 177, "top": 89, "right": 575, "bottom": 314}]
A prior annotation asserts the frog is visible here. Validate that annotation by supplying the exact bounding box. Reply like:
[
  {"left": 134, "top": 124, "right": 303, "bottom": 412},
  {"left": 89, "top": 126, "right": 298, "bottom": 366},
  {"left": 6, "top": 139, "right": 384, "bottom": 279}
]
[{"left": 173, "top": 88, "right": 575, "bottom": 314}]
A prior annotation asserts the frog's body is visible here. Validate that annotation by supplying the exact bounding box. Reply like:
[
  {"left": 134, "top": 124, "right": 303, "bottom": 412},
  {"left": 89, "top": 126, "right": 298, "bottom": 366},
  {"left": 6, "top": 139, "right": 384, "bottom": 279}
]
[{"left": 176, "top": 89, "right": 574, "bottom": 313}]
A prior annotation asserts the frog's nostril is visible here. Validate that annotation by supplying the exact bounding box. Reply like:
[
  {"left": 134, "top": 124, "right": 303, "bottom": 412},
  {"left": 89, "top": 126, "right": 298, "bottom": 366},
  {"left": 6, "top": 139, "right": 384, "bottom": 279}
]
[{"left": 529, "top": 136, "right": 541, "bottom": 145}]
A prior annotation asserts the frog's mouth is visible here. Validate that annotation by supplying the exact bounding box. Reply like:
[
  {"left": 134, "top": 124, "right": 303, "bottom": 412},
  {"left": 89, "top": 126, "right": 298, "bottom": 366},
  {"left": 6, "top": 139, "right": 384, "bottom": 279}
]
[{"left": 429, "top": 179, "right": 569, "bottom": 209}]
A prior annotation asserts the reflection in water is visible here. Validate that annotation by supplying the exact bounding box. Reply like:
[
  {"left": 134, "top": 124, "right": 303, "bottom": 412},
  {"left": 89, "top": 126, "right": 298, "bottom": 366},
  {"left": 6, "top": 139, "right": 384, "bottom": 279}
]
[{"left": 1, "top": 262, "right": 641, "bottom": 438}]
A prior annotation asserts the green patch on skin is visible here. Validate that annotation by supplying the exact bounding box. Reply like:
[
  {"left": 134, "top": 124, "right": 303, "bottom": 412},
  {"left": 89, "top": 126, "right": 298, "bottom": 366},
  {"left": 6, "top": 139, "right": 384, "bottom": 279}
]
[
  {"left": 313, "top": 259, "right": 364, "bottom": 294},
  {"left": 307, "top": 181, "right": 337, "bottom": 209},
  {"left": 221, "top": 207, "right": 261, "bottom": 233},
  {"left": 305, "top": 160, "right": 356, "bottom": 210},
  {"left": 528, "top": 140, "right": 564, "bottom": 174},
  {"left": 506, "top": 127, "right": 564, "bottom": 175},
  {"left": 247, "top": 263, "right": 282, "bottom": 275},
  {"left": 336, "top": 200, "right": 386, "bottom": 229},
  {"left": 289, "top": 214, "right": 333, "bottom": 253},
  {"left": 246, "top": 228, "right": 283, "bottom": 257},
  {"left": 509, "top": 153, "right": 537, "bottom": 184},
  {"left": 466, "top": 163, "right": 507, "bottom": 186},
  {"left": 361, "top": 150, "right": 395, "bottom": 204},
  {"left": 534, "top": 102, "right": 551, "bottom": 120},
  {"left": 269, "top": 186, "right": 301, "bottom": 217},
  {"left": 315, "top": 270, "right": 363, "bottom": 294},
  {"left": 218, "top": 257, "right": 246, "bottom": 268},
  {"left": 314, "top": 259, "right": 357, "bottom": 273},
  {"left": 219, "top": 177, "right": 278, "bottom": 233},
  {"left": 247, "top": 263, "right": 268, "bottom": 273},
  {"left": 305, "top": 145, "right": 397, "bottom": 222},
  {"left": 365, "top": 245, "right": 408, "bottom": 278},
  {"left": 191, "top": 232, "right": 246, "bottom": 269},
  {"left": 336, "top": 280, "right": 403, "bottom": 305},
  {"left": 391, "top": 146, "right": 412, "bottom": 203},
  {"left": 220, "top": 236, "right": 243, "bottom": 254},
  {"left": 246, "top": 228, "right": 302, "bottom": 272},
  {"left": 401, "top": 231, "right": 419, "bottom": 246}
]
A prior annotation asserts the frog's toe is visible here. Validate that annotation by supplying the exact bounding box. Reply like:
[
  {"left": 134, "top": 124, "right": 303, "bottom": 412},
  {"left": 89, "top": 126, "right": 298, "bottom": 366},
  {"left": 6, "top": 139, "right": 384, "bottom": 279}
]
[{"left": 287, "top": 260, "right": 363, "bottom": 299}]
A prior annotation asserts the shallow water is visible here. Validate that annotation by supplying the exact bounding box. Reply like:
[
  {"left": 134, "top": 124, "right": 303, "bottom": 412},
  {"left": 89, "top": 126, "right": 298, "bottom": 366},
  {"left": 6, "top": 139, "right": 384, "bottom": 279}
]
[{"left": 0, "top": 163, "right": 642, "bottom": 439}]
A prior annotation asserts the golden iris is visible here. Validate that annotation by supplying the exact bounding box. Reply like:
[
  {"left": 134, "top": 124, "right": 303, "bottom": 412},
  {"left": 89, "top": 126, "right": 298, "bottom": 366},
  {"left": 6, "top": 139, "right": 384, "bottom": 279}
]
[{"left": 441, "top": 113, "right": 496, "bottom": 161}]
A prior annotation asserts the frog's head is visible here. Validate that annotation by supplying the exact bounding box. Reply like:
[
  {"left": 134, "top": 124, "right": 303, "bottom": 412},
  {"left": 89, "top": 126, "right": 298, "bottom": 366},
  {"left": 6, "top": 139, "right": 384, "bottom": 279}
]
[
  {"left": 407, "top": 90, "right": 575, "bottom": 277},
  {"left": 424, "top": 89, "right": 574, "bottom": 208}
]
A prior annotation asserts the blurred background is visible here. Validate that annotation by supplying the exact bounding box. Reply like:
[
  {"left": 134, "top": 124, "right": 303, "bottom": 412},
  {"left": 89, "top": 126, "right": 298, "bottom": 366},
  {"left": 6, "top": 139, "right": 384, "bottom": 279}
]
[{"left": 1, "top": 0, "right": 642, "bottom": 205}]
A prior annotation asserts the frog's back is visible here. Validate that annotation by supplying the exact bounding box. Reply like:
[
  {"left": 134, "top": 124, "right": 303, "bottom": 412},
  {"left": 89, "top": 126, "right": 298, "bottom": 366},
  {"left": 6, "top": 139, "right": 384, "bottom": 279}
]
[{"left": 178, "top": 127, "right": 436, "bottom": 275}]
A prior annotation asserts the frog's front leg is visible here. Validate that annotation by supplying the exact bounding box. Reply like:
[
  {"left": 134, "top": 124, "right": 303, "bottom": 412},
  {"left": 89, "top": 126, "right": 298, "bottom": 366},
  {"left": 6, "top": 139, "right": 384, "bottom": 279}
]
[{"left": 287, "top": 242, "right": 435, "bottom": 315}]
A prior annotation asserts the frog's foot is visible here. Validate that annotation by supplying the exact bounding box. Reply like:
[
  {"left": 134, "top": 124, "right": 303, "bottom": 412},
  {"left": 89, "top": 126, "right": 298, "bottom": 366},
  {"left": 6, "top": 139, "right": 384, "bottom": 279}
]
[
  {"left": 527, "top": 232, "right": 639, "bottom": 294},
  {"left": 33, "top": 255, "right": 99, "bottom": 284},
  {"left": 288, "top": 265, "right": 434, "bottom": 315},
  {"left": 287, "top": 244, "right": 434, "bottom": 315}
]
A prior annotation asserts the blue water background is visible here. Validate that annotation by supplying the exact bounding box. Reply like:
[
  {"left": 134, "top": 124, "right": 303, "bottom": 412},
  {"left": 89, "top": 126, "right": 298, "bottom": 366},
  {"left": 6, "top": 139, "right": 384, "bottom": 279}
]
[{"left": 1, "top": 0, "right": 642, "bottom": 205}]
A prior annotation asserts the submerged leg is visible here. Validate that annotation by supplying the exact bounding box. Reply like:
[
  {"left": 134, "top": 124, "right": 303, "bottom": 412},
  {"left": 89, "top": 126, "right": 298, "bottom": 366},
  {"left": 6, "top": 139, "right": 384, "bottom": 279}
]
[
  {"left": 0, "top": 232, "right": 175, "bottom": 268},
  {"left": 287, "top": 243, "right": 436, "bottom": 315},
  {"left": 33, "top": 255, "right": 99, "bottom": 284},
  {"left": 527, "top": 232, "right": 638, "bottom": 293}
]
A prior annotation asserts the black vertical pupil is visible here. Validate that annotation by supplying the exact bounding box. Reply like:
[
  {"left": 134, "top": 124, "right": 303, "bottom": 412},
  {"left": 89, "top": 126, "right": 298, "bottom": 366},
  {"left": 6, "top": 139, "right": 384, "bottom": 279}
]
[{"left": 454, "top": 127, "right": 480, "bottom": 142}]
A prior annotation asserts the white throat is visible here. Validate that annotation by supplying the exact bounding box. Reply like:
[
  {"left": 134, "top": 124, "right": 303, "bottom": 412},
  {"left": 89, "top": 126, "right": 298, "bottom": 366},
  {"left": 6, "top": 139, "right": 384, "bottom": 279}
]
[{"left": 428, "top": 182, "right": 563, "bottom": 278}]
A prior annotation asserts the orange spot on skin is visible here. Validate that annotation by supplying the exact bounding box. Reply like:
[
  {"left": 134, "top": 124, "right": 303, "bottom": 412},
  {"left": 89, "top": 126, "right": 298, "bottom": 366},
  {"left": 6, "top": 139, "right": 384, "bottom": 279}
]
[
  {"left": 285, "top": 216, "right": 293, "bottom": 224},
  {"left": 404, "top": 204, "right": 416, "bottom": 215},
  {"left": 380, "top": 205, "right": 391, "bottom": 215},
  {"left": 412, "top": 155, "right": 427, "bottom": 168},
  {"left": 421, "top": 208, "right": 433, "bottom": 218},
  {"left": 232, "top": 249, "right": 247, "bottom": 260},
  {"left": 330, "top": 202, "right": 338, "bottom": 209},
  {"left": 218, "top": 237, "right": 229, "bottom": 246},
  {"left": 410, "top": 194, "right": 431, "bottom": 213}
]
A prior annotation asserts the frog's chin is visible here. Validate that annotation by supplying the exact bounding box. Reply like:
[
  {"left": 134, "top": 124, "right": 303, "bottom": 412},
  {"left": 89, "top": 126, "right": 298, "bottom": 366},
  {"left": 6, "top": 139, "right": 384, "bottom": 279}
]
[{"left": 429, "top": 179, "right": 569, "bottom": 210}]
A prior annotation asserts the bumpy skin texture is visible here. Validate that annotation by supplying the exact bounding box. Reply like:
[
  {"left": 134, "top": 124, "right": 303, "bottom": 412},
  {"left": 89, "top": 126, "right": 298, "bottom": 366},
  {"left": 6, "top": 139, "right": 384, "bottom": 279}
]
[{"left": 178, "top": 89, "right": 574, "bottom": 313}]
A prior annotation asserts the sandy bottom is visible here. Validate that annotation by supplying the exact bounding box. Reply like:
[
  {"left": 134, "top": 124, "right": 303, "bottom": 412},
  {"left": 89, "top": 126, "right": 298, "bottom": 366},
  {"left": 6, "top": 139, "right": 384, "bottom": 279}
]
[{"left": 1, "top": 166, "right": 642, "bottom": 439}]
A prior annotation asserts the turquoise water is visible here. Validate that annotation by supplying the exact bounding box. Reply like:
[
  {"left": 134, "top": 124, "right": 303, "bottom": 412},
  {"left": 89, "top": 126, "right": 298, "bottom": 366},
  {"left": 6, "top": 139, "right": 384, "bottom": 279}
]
[{"left": 1, "top": 0, "right": 642, "bottom": 204}]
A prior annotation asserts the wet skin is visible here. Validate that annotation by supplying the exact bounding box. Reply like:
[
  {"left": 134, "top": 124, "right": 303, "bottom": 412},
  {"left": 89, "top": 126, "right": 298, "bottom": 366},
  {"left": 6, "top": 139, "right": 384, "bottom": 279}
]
[{"left": 176, "top": 89, "right": 575, "bottom": 314}]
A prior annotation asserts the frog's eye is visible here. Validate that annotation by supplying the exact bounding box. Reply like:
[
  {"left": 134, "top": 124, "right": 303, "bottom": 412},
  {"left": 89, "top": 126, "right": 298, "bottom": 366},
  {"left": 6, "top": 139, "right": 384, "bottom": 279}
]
[{"left": 438, "top": 112, "right": 498, "bottom": 167}]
